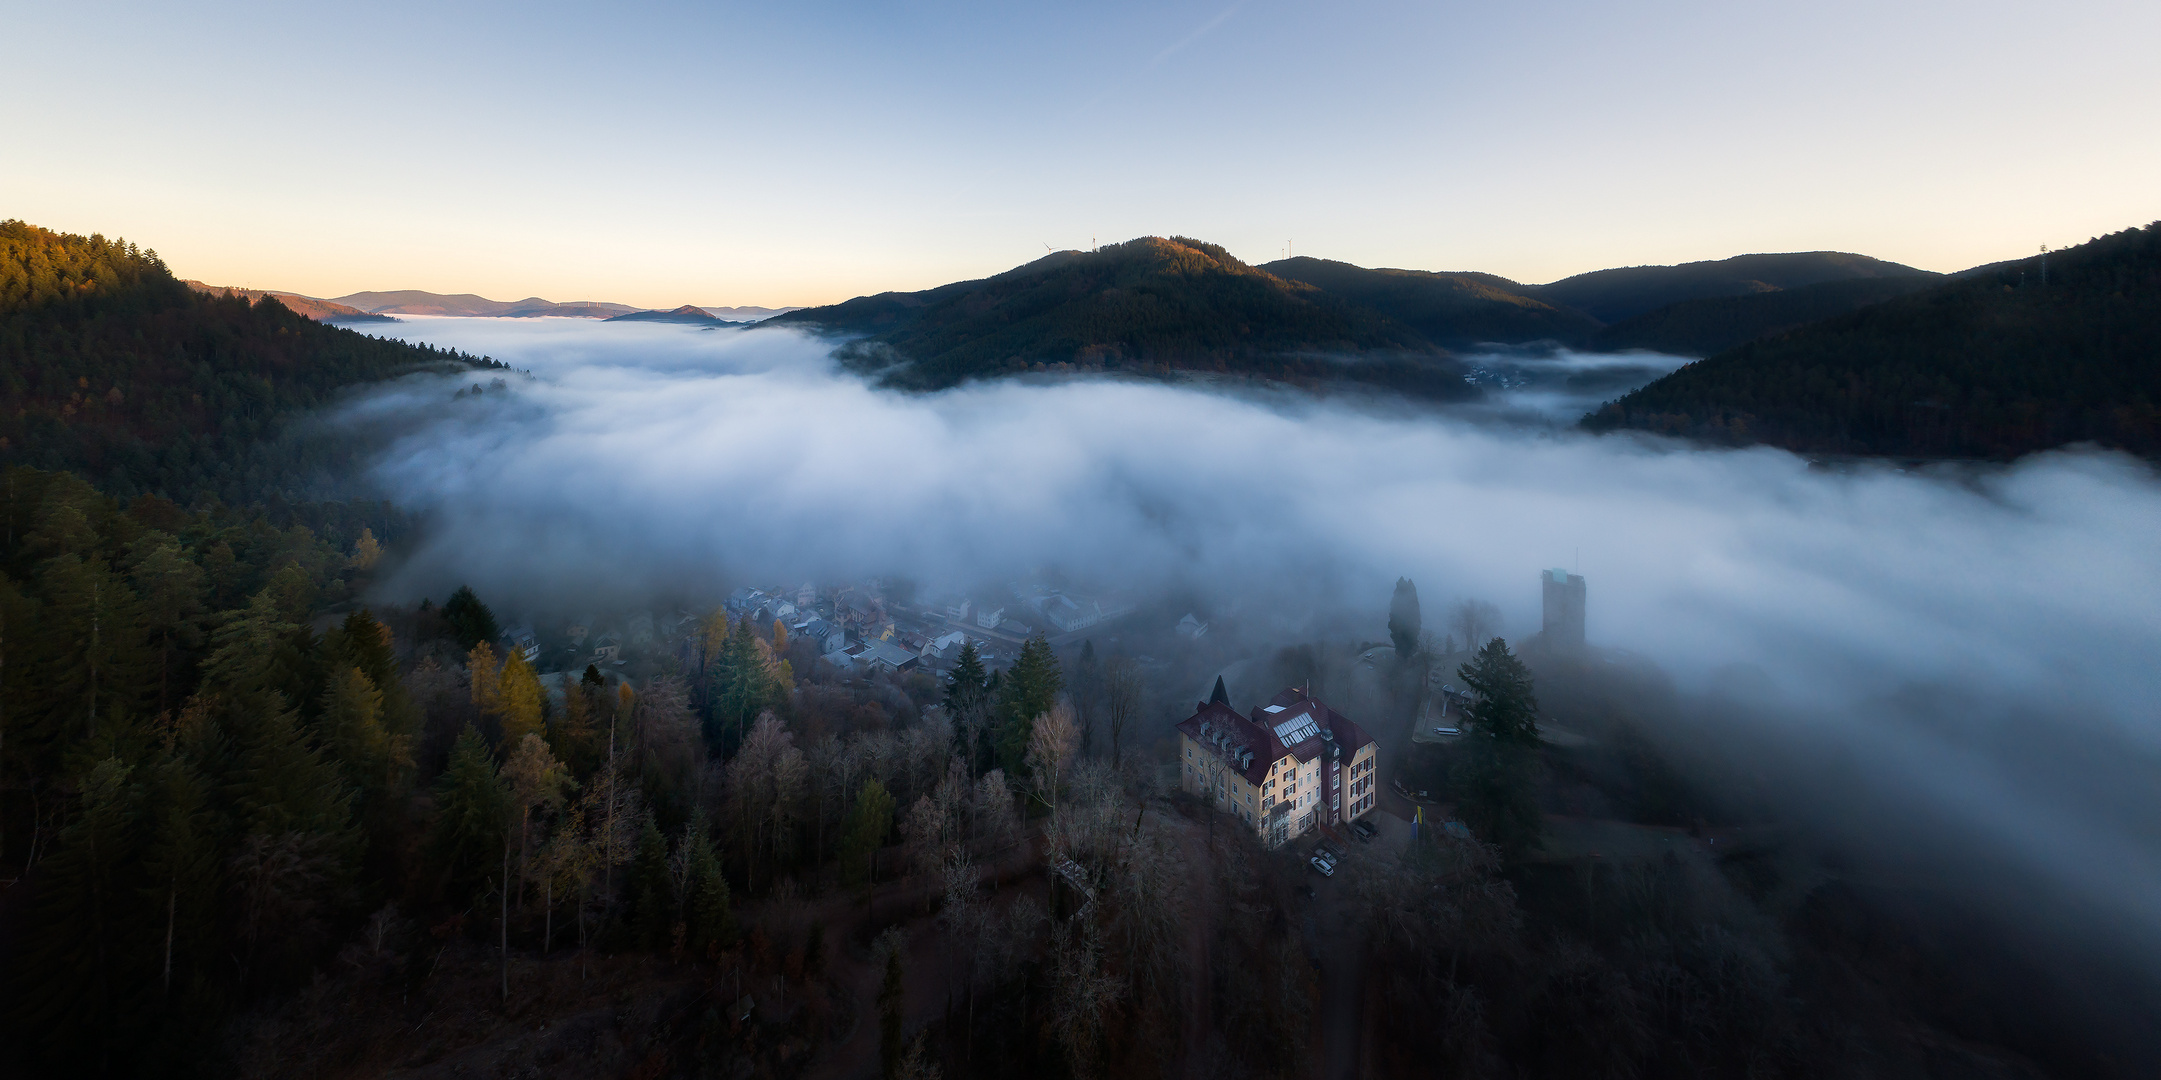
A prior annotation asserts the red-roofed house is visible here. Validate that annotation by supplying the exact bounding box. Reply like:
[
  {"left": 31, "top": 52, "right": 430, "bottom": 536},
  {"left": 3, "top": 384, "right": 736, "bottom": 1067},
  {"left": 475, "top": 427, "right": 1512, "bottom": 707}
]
[{"left": 1176, "top": 685, "right": 1380, "bottom": 847}]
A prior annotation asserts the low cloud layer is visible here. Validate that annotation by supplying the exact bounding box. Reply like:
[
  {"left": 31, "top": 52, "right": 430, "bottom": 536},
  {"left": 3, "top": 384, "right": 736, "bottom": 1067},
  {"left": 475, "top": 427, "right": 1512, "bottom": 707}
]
[{"left": 338, "top": 317, "right": 2161, "bottom": 971}]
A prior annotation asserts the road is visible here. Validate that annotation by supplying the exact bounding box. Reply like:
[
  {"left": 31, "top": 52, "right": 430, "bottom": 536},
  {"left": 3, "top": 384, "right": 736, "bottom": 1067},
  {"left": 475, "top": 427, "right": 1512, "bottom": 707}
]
[{"left": 1300, "top": 808, "right": 1412, "bottom": 1080}]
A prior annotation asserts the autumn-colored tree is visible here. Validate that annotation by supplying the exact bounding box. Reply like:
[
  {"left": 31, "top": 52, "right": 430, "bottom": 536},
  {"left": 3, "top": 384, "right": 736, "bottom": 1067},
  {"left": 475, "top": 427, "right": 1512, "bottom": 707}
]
[
  {"left": 503, "top": 732, "right": 573, "bottom": 906},
  {"left": 496, "top": 646, "right": 545, "bottom": 746},
  {"left": 467, "top": 641, "right": 501, "bottom": 717},
  {"left": 349, "top": 527, "right": 382, "bottom": 570}
]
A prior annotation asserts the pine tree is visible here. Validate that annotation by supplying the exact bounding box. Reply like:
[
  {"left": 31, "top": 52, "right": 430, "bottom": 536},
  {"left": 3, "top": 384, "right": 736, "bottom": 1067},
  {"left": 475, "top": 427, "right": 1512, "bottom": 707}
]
[
  {"left": 945, "top": 641, "right": 990, "bottom": 772},
  {"left": 428, "top": 725, "right": 509, "bottom": 898},
  {"left": 841, "top": 778, "right": 895, "bottom": 891},
  {"left": 321, "top": 662, "right": 410, "bottom": 857},
  {"left": 225, "top": 689, "right": 354, "bottom": 838},
  {"left": 995, "top": 635, "right": 1061, "bottom": 776},
  {"left": 34, "top": 551, "right": 147, "bottom": 742},
  {"left": 200, "top": 588, "right": 295, "bottom": 694},
  {"left": 441, "top": 585, "right": 500, "bottom": 651},
  {"left": 126, "top": 537, "right": 204, "bottom": 717},
  {"left": 15, "top": 758, "right": 146, "bottom": 1075},
  {"left": 684, "top": 821, "right": 736, "bottom": 952},
  {"left": 629, "top": 816, "right": 673, "bottom": 949},
  {"left": 1071, "top": 639, "right": 1102, "bottom": 754},
  {"left": 136, "top": 754, "right": 221, "bottom": 1029},
  {"left": 328, "top": 609, "right": 413, "bottom": 743},
  {"left": 714, "top": 616, "right": 772, "bottom": 750},
  {"left": 1451, "top": 638, "right": 1543, "bottom": 857},
  {"left": 880, "top": 946, "right": 906, "bottom": 1079}
]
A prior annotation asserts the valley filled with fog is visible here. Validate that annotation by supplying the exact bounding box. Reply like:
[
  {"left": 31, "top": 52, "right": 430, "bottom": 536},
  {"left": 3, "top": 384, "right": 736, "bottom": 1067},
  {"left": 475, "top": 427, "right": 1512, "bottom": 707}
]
[{"left": 331, "top": 317, "right": 2161, "bottom": 989}]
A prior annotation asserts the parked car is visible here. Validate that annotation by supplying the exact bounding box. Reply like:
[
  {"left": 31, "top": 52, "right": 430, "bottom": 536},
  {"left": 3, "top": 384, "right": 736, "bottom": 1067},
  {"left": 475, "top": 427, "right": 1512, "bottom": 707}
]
[
  {"left": 1308, "top": 855, "right": 1335, "bottom": 877},
  {"left": 1352, "top": 819, "right": 1378, "bottom": 841},
  {"left": 1316, "top": 840, "right": 1344, "bottom": 863},
  {"left": 1309, "top": 846, "right": 1338, "bottom": 870}
]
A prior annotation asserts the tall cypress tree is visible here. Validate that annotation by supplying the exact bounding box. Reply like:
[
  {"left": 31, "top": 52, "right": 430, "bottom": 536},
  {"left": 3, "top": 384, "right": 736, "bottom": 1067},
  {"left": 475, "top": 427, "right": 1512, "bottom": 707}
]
[{"left": 1388, "top": 577, "right": 1421, "bottom": 659}]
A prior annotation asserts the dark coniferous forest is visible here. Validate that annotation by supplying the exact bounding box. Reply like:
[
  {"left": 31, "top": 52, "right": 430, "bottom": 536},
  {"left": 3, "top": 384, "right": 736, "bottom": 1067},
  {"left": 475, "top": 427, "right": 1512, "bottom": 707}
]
[{"left": 1583, "top": 224, "right": 2161, "bottom": 459}]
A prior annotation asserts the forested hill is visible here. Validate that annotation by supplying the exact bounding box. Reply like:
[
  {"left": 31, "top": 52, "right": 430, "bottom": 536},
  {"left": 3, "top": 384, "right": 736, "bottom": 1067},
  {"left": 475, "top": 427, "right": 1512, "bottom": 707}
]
[
  {"left": 1536, "top": 251, "right": 1934, "bottom": 325},
  {"left": 1582, "top": 223, "right": 2161, "bottom": 459},
  {"left": 1589, "top": 275, "right": 1942, "bottom": 357},
  {"left": 1, "top": 220, "right": 496, "bottom": 506},
  {"left": 1258, "top": 256, "right": 1600, "bottom": 347},
  {"left": 773, "top": 237, "right": 1472, "bottom": 398}
]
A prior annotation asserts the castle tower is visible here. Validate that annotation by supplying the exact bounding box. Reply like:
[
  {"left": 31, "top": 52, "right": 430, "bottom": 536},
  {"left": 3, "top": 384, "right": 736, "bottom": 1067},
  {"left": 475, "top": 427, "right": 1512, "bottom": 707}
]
[{"left": 1541, "top": 568, "right": 1586, "bottom": 653}]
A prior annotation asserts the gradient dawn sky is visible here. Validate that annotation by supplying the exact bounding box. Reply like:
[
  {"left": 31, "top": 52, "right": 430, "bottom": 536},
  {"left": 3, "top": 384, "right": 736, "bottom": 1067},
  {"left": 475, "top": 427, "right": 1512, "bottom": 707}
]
[{"left": 5, "top": 0, "right": 2157, "bottom": 308}]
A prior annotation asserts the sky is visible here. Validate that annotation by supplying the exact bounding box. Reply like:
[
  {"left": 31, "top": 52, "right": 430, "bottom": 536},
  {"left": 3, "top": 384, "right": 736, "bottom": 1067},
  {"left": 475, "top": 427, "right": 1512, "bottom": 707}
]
[{"left": 5, "top": 0, "right": 2159, "bottom": 306}]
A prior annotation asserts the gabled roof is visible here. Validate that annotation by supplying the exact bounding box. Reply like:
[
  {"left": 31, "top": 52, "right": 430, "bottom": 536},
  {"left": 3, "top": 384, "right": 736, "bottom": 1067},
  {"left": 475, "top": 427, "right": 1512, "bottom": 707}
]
[
  {"left": 1174, "top": 700, "right": 1280, "bottom": 786},
  {"left": 1178, "top": 686, "right": 1377, "bottom": 786}
]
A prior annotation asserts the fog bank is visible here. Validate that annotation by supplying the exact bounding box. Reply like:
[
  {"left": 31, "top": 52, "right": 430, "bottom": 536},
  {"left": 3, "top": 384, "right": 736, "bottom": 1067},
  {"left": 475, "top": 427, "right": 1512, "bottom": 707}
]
[{"left": 335, "top": 316, "right": 2161, "bottom": 967}]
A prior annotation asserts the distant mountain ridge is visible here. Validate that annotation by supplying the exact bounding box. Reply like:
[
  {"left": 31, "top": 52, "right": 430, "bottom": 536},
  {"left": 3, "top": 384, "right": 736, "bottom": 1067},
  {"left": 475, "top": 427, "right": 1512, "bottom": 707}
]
[
  {"left": 329, "top": 290, "right": 643, "bottom": 318},
  {"left": 774, "top": 236, "right": 1472, "bottom": 398},
  {"left": 1533, "top": 251, "right": 1935, "bottom": 325},
  {"left": 605, "top": 305, "right": 746, "bottom": 327},
  {"left": 1259, "top": 257, "right": 1599, "bottom": 347},
  {"left": 697, "top": 304, "right": 797, "bottom": 321}
]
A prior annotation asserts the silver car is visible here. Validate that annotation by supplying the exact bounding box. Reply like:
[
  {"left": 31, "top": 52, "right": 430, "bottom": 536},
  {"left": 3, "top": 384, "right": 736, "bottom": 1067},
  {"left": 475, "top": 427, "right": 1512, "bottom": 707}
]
[{"left": 1308, "top": 855, "right": 1335, "bottom": 877}]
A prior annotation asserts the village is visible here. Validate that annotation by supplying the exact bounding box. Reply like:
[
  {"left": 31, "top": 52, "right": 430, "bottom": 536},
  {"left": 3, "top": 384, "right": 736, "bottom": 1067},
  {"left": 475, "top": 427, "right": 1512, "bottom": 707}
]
[{"left": 492, "top": 578, "right": 1147, "bottom": 689}]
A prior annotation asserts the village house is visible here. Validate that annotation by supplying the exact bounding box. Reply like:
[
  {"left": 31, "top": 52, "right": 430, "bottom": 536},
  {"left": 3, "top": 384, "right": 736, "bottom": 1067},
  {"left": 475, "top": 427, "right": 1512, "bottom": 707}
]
[{"left": 1176, "top": 685, "right": 1380, "bottom": 847}]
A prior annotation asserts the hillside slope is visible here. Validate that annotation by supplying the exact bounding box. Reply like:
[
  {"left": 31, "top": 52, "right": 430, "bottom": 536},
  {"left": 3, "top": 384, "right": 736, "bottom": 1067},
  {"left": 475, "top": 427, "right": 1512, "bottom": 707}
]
[
  {"left": 330, "top": 290, "right": 642, "bottom": 318},
  {"left": 1591, "top": 275, "right": 1942, "bottom": 357},
  {"left": 1538, "top": 252, "right": 1935, "bottom": 324},
  {"left": 183, "top": 280, "right": 392, "bottom": 323},
  {"left": 1, "top": 219, "right": 495, "bottom": 501},
  {"left": 775, "top": 237, "right": 1469, "bottom": 397},
  {"left": 1582, "top": 223, "right": 2161, "bottom": 459},
  {"left": 1259, "top": 256, "right": 1600, "bottom": 346}
]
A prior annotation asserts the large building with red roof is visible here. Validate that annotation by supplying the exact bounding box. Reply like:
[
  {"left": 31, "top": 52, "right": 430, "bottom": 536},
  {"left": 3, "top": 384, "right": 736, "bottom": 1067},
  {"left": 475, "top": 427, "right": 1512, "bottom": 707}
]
[{"left": 1176, "top": 683, "right": 1380, "bottom": 847}]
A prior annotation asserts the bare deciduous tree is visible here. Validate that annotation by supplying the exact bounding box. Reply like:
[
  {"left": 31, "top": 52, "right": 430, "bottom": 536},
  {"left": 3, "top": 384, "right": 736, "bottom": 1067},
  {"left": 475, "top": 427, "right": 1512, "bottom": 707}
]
[
  {"left": 1026, "top": 702, "right": 1081, "bottom": 811},
  {"left": 725, "top": 711, "right": 806, "bottom": 894},
  {"left": 1450, "top": 599, "right": 1503, "bottom": 654}
]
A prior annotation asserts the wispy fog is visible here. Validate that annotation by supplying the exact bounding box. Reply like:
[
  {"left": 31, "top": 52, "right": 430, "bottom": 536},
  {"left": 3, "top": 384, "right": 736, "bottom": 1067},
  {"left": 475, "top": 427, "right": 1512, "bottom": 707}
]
[{"left": 336, "top": 317, "right": 2161, "bottom": 966}]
